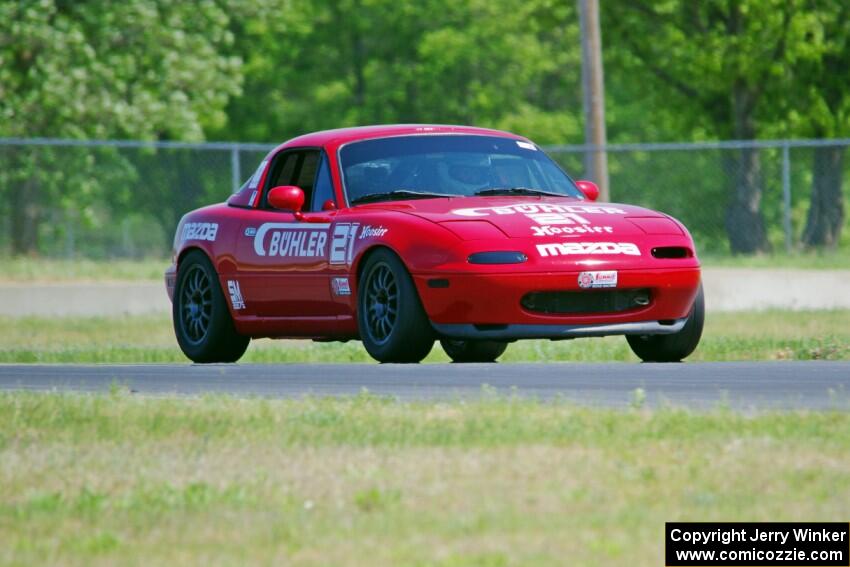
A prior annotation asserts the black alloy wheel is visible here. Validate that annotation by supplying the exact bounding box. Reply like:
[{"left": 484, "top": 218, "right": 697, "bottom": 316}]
[
  {"left": 357, "top": 249, "right": 434, "bottom": 363},
  {"left": 180, "top": 263, "right": 213, "bottom": 345},
  {"left": 364, "top": 262, "right": 398, "bottom": 345},
  {"left": 173, "top": 250, "right": 250, "bottom": 363}
]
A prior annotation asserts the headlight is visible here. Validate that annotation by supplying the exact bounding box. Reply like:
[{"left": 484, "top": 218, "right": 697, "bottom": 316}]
[
  {"left": 440, "top": 220, "right": 507, "bottom": 240},
  {"left": 626, "top": 217, "right": 683, "bottom": 235}
]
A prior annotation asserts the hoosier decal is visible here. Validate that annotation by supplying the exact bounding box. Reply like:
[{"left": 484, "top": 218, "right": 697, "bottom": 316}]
[
  {"left": 531, "top": 225, "right": 613, "bottom": 236},
  {"left": 359, "top": 225, "right": 388, "bottom": 239},
  {"left": 537, "top": 242, "right": 641, "bottom": 257}
]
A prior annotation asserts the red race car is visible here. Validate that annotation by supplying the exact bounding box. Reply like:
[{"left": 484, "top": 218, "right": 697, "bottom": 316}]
[{"left": 166, "top": 125, "right": 703, "bottom": 364}]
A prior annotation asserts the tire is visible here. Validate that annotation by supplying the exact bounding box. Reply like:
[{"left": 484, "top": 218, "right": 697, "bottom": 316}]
[
  {"left": 626, "top": 283, "right": 704, "bottom": 362},
  {"left": 173, "top": 250, "right": 250, "bottom": 363},
  {"left": 440, "top": 339, "right": 508, "bottom": 363},
  {"left": 357, "top": 249, "right": 434, "bottom": 363}
]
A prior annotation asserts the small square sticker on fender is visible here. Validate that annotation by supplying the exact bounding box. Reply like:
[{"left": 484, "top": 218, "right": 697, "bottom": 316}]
[{"left": 332, "top": 277, "right": 351, "bottom": 296}]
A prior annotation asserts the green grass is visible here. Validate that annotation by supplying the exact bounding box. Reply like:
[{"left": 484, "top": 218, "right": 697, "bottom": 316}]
[
  {"left": 1, "top": 310, "right": 848, "bottom": 363},
  {"left": 699, "top": 251, "right": 850, "bottom": 270},
  {"left": 0, "top": 256, "right": 169, "bottom": 282},
  {"left": 0, "top": 392, "right": 848, "bottom": 566},
  {"left": 1, "top": 252, "right": 849, "bottom": 284}
]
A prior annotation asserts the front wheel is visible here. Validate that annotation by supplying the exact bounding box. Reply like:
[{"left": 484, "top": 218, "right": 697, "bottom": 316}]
[
  {"left": 173, "top": 250, "right": 250, "bottom": 363},
  {"left": 357, "top": 249, "right": 434, "bottom": 363},
  {"left": 440, "top": 339, "right": 508, "bottom": 363},
  {"left": 626, "top": 284, "right": 704, "bottom": 362}
]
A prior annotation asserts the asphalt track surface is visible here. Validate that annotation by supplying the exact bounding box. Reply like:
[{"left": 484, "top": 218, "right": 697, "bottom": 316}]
[{"left": 1, "top": 362, "right": 849, "bottom": 410}]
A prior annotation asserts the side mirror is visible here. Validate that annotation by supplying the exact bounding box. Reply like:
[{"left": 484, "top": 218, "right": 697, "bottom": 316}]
[
  {"left": 575, "top": 180, "right": 599, "bottom": 201},
  {"left": 268, "top": 185, "right": 305, "bottom": 212}
]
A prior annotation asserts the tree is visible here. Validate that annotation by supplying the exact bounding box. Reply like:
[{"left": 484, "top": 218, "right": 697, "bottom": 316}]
[
  {"left": 603, "top": 0, "right": 818, "bottom": 254},
  {"left": 0, "top": 0, "right": 246, "bottom": 255},
  {"left": 787, "top": 2, "right": 850, "bottom": 249},
  {"left": 213, "top": 0, "right": 584, "bottom": 146}
]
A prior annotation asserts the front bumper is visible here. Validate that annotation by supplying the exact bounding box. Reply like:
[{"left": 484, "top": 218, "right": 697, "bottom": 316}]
[
  {"left": 432, "top": 317, "right": 687, "bottom": 340},
  {"left": 164, "top": 265, "right": 177, "bottom": 302},
  {"left": 414, "top": 267, "right": 701, "bottom": 335}
]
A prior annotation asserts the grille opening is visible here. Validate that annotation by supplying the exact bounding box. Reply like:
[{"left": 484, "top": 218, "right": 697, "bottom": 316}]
[
  {"left": 521, "top": 289, "right": 652, "bottom": 315},
  {"left": 474, "top": 324, "right": 508, "bottom": 331},
  {"left": 652, "top": 246, "right": 691, "bottom": 259}
]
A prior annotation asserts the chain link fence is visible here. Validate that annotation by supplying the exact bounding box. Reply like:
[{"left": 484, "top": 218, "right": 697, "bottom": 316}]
[
  {"left": 550, "top": 139, "right": 849, "bottom": 255},
  {"left": 0, "top": 139, "right": 271, "bottom": 259},
  {"left": 0, "top": 137, "right": 847, "bottom": 258}
]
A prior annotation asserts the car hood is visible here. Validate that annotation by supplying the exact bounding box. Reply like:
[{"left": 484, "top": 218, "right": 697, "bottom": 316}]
[{"left": 357, "top": 196, "right": 679, "bottom": 239}]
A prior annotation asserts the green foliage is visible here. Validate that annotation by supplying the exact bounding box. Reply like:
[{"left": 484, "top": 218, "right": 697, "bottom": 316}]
[
  {"left": 0, "top": 0, "right": 249, "bottom": 254},
  {"left": 602, "top": 0, "right": 821, "bottom": 139},
  {"left": 1, "top": 0, "right": 849, "bottom": 257},
  {"left": 0, "top": 0, "right": 244, "bottom": 139},
  {"left": 215, "top": 0, "right": 584, "bottom": 144}
]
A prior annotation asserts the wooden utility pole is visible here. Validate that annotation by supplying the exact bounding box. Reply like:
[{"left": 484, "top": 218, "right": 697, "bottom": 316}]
[{"left": 578, "top": 0, "right": 610, "bottom": 200}]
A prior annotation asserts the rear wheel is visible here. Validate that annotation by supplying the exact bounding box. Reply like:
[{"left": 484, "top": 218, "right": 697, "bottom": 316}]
[
  {"left": 440, "top": 339, "right": 507, "bottom": 363},
  {"left": 357, "top": 249, "right": 434, "bottom": 363},
  {"left": 626, "top": 284, "right": 704, "bottom": 362},
  {"left": 173, "top": 250, "right": 250, "bottom": 363}
]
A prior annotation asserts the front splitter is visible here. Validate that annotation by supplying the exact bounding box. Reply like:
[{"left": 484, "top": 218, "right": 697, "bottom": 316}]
[{"left": 431, "top": 318, "right": 687, "bottom": 340}]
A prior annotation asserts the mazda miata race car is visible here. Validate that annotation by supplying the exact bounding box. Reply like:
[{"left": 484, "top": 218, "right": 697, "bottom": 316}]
[{"left": 166, "top": 125, "right": 703, "bottom": 364}]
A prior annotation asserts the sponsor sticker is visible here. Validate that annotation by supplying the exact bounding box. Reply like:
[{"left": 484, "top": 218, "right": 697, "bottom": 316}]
[
  {"left": 329, "top": 223, "right": 360, "bottom": 265},
  {"left": 359, "top": 225, "right": 388, "bottom": 239},
  {"left": 227, "top": 280, "right": 245, "bottom": 310},
  {"left": 331, "top": 277, "right": 351, "bottom": 296},
  {"left": 181, "top": 222, "right": 218, "bottom": 242},
  {"left": 244, "top": 227, "right": 257, "bottom": 237},
  {"left": 452, "top": 203, "right": 626, "bottom": 219},
  {"left": 578, "top": 270, "right": 617, "bottom": 289},
  {"left": 532, "top": 225, "right": 613, "bottom": 236},
  {"left": 451, "top": 203, "right": 626, "bottom": 230},
  {"left": 537, "top": 242, "right": 641, "bottom": 257},
  {"left": 253, "top": 222, "right": 330, "bottom": 258}
]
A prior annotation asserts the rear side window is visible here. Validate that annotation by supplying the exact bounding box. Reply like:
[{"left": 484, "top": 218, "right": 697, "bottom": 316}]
[
  {"left": 261, "top": 149, "right": 326, "bottom": 211},
  {"left": 310, "top": 155, "right": 336, "bottom": 211},
  {"left": 293, "top": 151, "right": 320, "bottom": 197},
  {"left": 268, "top": 153, "right": 299, "bottom": 188}
]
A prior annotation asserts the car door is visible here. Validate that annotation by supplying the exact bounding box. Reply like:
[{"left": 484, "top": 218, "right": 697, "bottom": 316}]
[{"left": 234, "top": 148, "right": 340, "bottom": 323}]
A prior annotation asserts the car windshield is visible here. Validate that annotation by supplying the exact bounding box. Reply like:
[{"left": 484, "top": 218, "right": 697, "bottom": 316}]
[{"left": 339, "top": 134, "right": 583, "bottom": 204}]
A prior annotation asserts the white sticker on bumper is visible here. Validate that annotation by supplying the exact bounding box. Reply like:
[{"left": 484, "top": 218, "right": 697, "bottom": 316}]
[{"left": 578, "top": 271, "right": 618, "bottom": 288}]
